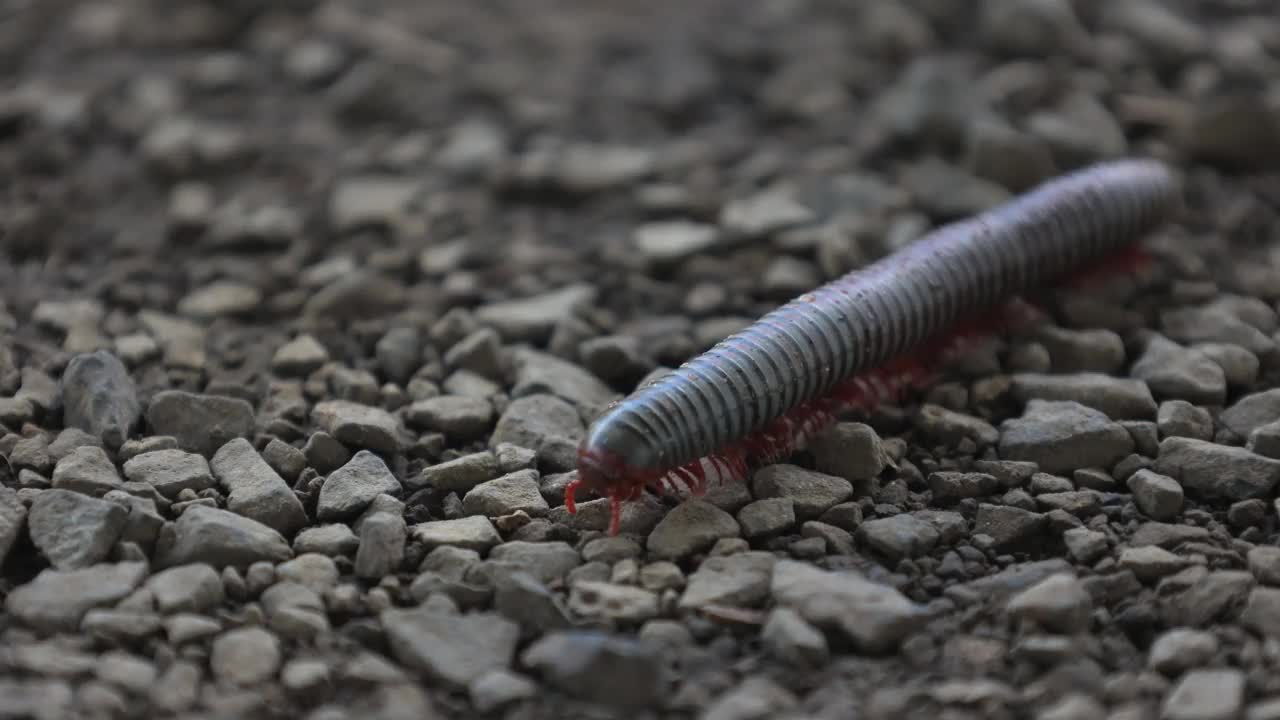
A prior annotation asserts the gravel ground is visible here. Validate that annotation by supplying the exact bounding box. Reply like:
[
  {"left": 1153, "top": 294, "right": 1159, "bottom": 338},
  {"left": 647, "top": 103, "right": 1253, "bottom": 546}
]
[{"left": 4, "top": 0, "right": 1280, "bottom": 718}]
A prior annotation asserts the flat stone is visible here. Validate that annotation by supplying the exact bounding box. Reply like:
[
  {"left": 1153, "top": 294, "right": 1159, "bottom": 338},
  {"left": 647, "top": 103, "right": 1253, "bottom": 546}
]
[
  {"left": 1131, "top": 335, "right": 1226, "bottom": 405},
  {"left": 1011, "top": 372, "right": 1156, "bottom": 420},
  {"left": 751, "top": 465, "right": 852, "bottom": 520},
  {"left": 857, "top": 514, "right": 941, "bottom": 561},
  {"left": 317, "top": 450, "right": 402, "bottom": 521},
  {"left": 412, "top": 451, "right": 500, "bottom": 493},
  {"left": 521, "top": 630, "right": 664, "bottom": 708},
  {"left": 1154, "top": 436, "right": 1280, "bottom": 501},
  {"left": 771, "top": 560, "right": 927, "bottom": 652},
  {"left": 211, "top": 438, "right": 307, "bottom": 535},
  {"left": 678, "top": 551, "right": 776, "bottom": 609},
  {"left": 410, "top": 516, "right": 502, "bottom": 553},
  {"left": 737, "top": 498, "right": 796, "bottom": 539},
  {"left": 6, "top": 562, "right": 149, "bottom": 633},
  {"left": 510, "top": 348, "right": 616, "bottom": 416},
  {"left": 463, "top": 469, "right": 549, "bottom": 518},
  {"left": 974, "top": 503, "right": 1048, "bottom": 549},
  {"left": 27, "top": 489, "right": 128, "bottom": 569},
  {"left": 406, "top": 396, "right": 494, "bottom": 443},
  {"left": 293, "top": 524, "right": 360, "bottom": 556},
  {"left": 1120, "top": 545, "right": 1188, "bottom": 583},
  {"left": 475, "top": 284, "right": 597, "bottom": 343},
  {"left": 354, "top": 511, "right": 406, "bottom": 581},
  {"left": 1221, "top": 389, "right": 1280, "bottom": 440},
  {"left": 1006, "top": 572, "right": 1092, "bottom": 633},
  {"left": 155, "top": 505, "right": 293, "bottom": 569},
  {"left": 122, "top": 449, "right": 215, "bottom": 498},
  {"left": 488, "top": 394, "right": 583, "bottom": 472},
  {"left": 488, "top": 541, "right": 581, "bottom": 584},
  {"left": 51, "top": 446, "right": 122, "bottom": 496},
  {"left": 146, "top": 391, "right": 254, "bottom": 457},
  {"left": 999, "top": 399, "right": 1134, "bottom": 473},
  {"left": 1148, "top": 628, "right": 1219, "bottom": 676},
  {"left": 382, "top": 607, "right": 519, "bottom": 689},
  {"left": 1162, "top": 668, "right": 1245, "bottom": 720},
  {"left": 147, "top": 563, "right": 225, "bottom": 613},
  {"left": 311, "top": 400, "right": 401, "bottom": 454},
  {"left": 646, "top": 500, "right": 740, "bottom": 560}
]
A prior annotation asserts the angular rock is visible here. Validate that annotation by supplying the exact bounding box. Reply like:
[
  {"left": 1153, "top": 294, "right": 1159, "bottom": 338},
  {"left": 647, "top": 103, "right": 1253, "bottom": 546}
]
[
  {"left": 1220, "top": 389, "right": 1280, "bottom": 440},
  {"left": 678, "top": 551, "right": 776, "bottom": 610},
  {"left": 122, "top": 449, "right": 215, "bottom": 498},
  {"left": 1127, "top": 469, "right": 1184, "bottom": 520},
  {"left": 382, "top": 607, "right": 519, "bottom": 688},
  {"left": 156, "top": 505, "right": 293, "bottom": 569},
  {"left": 147, "top": 563, "right": 225, "bottom": 613},
  {"left": 751, "top": 465, "right": 852, "bottom": 520},
  {"left": 354, "top": 510, "right": 406, "bottom": 580},
  {"left": 771, "top": 560, "right": 927, "bottom": 652},
  {"left": 318, "top": 450, "right": 402, "bottom": 521},
  {"left": 1006, "top": 573, "right": 1092, "bottom": 633},
  {"left": 6, "top": 562, "right": 149, "bottom": 633},
  {"left": 211, "top": 438, "right": 307, "bottom": 535},
  {"left": 488, "top": 541, "right": 581, "bottom": 584},
  {"left": 0, "top": 486, "right": 25, "bottom": 566},
  {"left": 488, "top": 394, "right": 583, "bottom": 471},
  {"left": 311, "top": 400, "right": 401, "bottom": 454},
  {"left": 1131, "top": 335, "right": 1226, "bottom": 405},
  {"left": 60, "top": 350, "right": 141, "bottom": 449},
  {"left": 210, "top": 626, "right": 282, "bottom": 686},
  {"left": 1161, "top": 669, "right": 1245, "bottom": 720},
  {"left": 411, "top": 516, "right": 502, "bottom": 553},
  {"left": 27, "top": 489, "right": 128, "bottom": 570},
  {"left": 998, "top": 400, "right": 1134, "bottom": 473},
  {"left": 463, "top": 469, "right": 549, "bottom": 518},
  {"left": 1011, "top": 372, "right": 1156, "bottom": 420},
  {"left": 146, "top": 391, "right": 254, "bottom": 457},
  {"left": 51, "top": 446, "right": 122, "bottom": 496},
  {"left": 475, "top": 284, "right": 597, "bottom": 343},
  {"left": 646, "top": 500, "right": 739, "bottom": 560},
  {"left": 1154, "top": 437, "right": 1280, "bottom": 502},
  {"left": 857, "top": 514, "right": 940, "bottom": 561},
  {"left": 521, "top": 630, "right": 664, "bottom": 708},
  {"left": 974, "top": 503, "right": 1048, "bottom": 549}
]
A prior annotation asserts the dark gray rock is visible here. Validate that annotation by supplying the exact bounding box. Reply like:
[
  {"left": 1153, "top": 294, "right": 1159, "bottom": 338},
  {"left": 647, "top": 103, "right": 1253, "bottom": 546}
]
[
  {"left": 146, "top": 391, "right": 255, "bottom": 457},
  {"left": 521, "top": 630, "right": 665, "bottom": 708},
  {"left": 999, "top": 400, "right": 1134, "bottom": 473},
  {"left": 1154, "top": 437, "right": 1280, "bottom": 502},
  {"left": 6, "top": 561, "right": 149, "bottom": 633},
  {"left": 122, "top": 449, "right": 215, "bottom": 498},
  {"left": 27, "top": 489, "right": 128, "bottom": 570},
  {"left": 382, "top": 607, "right": 520, "bottom": 689},
  {"left": 155, "top": 505, "right": 293, "bottom": 569},
  {"left": 318, "top": 450, "right": 402, "bottom": 521},
  {"left": 211, "top": 438, "right": 307, "bottom": 535},
  {"left": 311, "top": 400, "right": 401, "bottom": 454},
  {"left": 60, "top": 351, "right": 141, "bottom": 450},
  {"left": 771, "top": 559, "right": 927, "bottom": 652}
]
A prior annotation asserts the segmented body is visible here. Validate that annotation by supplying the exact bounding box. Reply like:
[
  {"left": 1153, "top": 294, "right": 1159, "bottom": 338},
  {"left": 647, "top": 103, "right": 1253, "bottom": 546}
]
[{"left": 568, "top": 159, "right": 1181, "bottom": 534}]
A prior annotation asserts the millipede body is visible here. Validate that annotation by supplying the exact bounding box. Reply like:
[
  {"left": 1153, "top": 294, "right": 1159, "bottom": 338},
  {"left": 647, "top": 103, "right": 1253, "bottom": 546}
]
[{"left": 568, "top": 159, "right": 1182, "bottom": 535}]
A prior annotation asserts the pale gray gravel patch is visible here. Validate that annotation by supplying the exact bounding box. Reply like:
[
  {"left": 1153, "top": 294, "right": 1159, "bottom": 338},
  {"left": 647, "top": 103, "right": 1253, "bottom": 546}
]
[
  {"left": 6, "top": 561, "right": 149, "bottom": 633},
  {"left": 122, "top": 448, "right": 215, "bottom": 498},
  {"left": 998, "top": 399, "right": 1134, "bottom": 474},
  {"left": 211, "top": 438, "right": 307, "bottom": 535},
  {"left": 1011, "top": 372, "right": 1156, "bottom": 420},
  {"left": 469, "top": 670, "right": 538, "bottom": 714},
  {"left": 317, "top": 450, "right": 402, "bottom": 521},
  {"left": 27, "top": 488, "right": 128, "bottom": 570},
  {"left": 520, "top": 630, "right": 665, "bottom": 709},
  {"left": 59, "top": 350, "right": 141, "bottom": 450},
  {"left": 276, "top": 553, "right": 340, "bottom": 593},
  {"left": 210, "top": 626, "right": 283, "bottom": 686},
  {"left": 51, "top": 445, "right": 123, "bottom": 496},
  {"left": 771, "top": 559, "right": 927, "bottom": 652},
  {"left": 155, "top": 505, "right": 293, "bottom": 569},
  {"left": 678, "top": 551, "right": 776, "bottom": 609},
  {"left": 410, "top": 516, "right": 502, "bottom": 553},
  {"left": 146, "top": 563, "right": 224, "bottom": 614},
  {"left": 145, "top": 390, "right": 255, "bottom": 457},
  {"left": 462, "top": 468, "right": 549, "bottom": 517},
  {"left": 312, "top": 400, "right": 402, "bottom": 454},
  {"left": 1153, "top": 436, "right": 1280, "bottom": 501},
  {"left": 646, "top": 499, "right": 739, "bottom": 560},
  {"left": 382, "top": 607, "right": 520, "bottom": 689}
]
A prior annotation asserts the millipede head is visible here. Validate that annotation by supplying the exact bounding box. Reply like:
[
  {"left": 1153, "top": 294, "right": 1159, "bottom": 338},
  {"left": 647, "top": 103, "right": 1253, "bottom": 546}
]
[{"left": 571, "top": 441, "right": 663, "bottom": 535}]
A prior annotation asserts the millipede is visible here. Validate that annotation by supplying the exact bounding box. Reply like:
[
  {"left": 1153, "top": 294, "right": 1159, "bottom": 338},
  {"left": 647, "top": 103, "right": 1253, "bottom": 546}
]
[{"left": 566, "top": 159, "right": 1182, "bottom": 535}]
